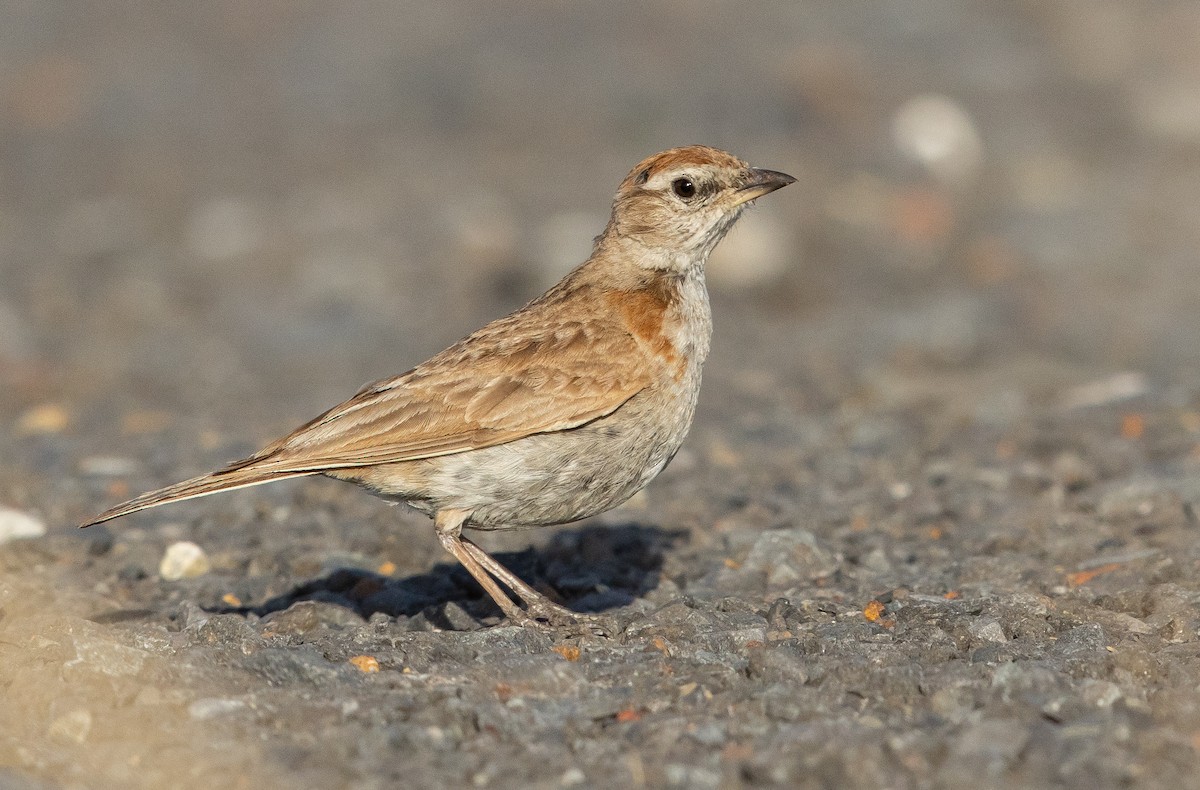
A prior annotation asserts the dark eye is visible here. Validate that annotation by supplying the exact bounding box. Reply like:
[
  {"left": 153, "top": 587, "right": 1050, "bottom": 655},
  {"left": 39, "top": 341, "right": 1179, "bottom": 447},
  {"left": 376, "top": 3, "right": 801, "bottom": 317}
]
[{"left": 672, "top": 178, "right": 696, "bottom": 199}]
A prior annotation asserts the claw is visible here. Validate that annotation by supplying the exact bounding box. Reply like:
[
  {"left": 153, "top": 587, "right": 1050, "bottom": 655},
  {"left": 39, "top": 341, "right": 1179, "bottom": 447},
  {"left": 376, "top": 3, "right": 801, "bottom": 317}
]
[{"left": 510, "top": 605, "right": 619, "bottom": 637}]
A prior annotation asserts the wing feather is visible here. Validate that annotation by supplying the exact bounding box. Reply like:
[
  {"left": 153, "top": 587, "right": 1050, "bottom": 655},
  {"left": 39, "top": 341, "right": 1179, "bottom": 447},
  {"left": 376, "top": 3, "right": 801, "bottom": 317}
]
[{"left": 224, "top": 287, "right": 652, "bottom": 475}]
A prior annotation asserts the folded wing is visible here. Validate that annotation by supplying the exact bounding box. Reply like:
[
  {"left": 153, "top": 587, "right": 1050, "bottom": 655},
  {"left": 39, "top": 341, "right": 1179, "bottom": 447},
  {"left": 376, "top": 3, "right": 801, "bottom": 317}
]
[{"left": 224, "top": 308, "right": 650, "bottom": 474}]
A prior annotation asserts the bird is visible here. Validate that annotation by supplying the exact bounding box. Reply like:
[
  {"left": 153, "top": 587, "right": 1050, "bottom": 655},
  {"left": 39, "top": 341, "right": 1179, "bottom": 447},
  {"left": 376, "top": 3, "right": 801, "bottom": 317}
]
[{"left": 82, "top": 145, "right": 795, "bottom": 631}]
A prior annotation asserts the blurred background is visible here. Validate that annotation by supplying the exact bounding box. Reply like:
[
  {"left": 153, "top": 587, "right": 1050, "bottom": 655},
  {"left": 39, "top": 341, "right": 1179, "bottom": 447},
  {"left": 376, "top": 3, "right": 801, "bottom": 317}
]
[
  {"left": 6, "top": 0, "right": 1200, "bottom": 470},
  {"left": 5, "top": 2, "right": 1200, "bottom": 787}
]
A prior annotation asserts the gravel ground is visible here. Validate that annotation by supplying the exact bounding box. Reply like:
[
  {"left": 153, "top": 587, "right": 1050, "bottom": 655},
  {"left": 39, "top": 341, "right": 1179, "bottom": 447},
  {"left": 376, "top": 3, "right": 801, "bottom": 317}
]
[{"left": 5, "top": 3, "right": 1200, "bottom": 788}]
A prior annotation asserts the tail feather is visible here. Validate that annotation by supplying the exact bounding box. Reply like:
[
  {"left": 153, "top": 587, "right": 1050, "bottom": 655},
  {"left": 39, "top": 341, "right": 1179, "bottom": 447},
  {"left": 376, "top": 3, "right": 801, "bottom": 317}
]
[{"left": 80, "top": 467, "right": 316, "bottom": 528}]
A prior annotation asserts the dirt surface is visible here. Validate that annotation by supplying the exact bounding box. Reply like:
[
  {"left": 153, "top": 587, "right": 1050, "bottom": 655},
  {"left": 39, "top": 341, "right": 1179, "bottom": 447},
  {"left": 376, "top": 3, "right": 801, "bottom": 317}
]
[{"left": 5, "top": 3, "right": 1200, "bottom": 788}]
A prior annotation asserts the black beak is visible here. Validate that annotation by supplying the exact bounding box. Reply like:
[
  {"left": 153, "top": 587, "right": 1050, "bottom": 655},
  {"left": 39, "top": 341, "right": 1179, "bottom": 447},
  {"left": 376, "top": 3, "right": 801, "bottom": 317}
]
[{"left": 731, "top": 168, "right": 797, "bottom": 206}]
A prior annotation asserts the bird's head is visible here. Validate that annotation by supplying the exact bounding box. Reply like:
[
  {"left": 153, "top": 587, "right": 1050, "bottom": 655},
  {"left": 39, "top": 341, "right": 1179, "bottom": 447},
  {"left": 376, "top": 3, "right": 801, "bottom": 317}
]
[{"left": 600, "top": 145, "right": 795, "bottom": 272}]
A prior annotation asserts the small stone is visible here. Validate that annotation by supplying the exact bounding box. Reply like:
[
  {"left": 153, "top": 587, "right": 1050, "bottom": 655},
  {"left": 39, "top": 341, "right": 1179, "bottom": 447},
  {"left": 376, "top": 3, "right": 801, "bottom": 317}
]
[
  {"left": 969, "top": 619, "right": 1008, "bottom": 644},
  {"left": 438, "top": 600, "right": 482, "bottom": 632},
  {"left": 1060, "top": 371, "right": 1149, "bottom": 409},
  {"left": 349, "top": 655, "right": 380, "bottom": 673},
  {"left": 740, "top": 528, "right": 838, "bottom": 588},
  {"left": 159, "top": 541, "right": 211, "bottom": 581},
  {"left": 187, "top": 612, "right": 261, "bottom": 652},
  {"left": 891, "top": 94, "right": 984, "bottom": 185},
  {"left": 0, "top": 506, "right": 47, "bottom": 544},
  {"left": 1107, "top": 612, "right": 1154, "bottom": 636},
  {"left": 261, "top": 600, "right": 364, "bottom": 636}
]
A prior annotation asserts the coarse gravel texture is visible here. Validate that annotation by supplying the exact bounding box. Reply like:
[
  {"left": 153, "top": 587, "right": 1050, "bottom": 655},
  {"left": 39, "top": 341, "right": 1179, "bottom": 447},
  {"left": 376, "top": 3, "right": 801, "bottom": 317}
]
[{"left": 4, "top": 3, "right": 1200, "bottom": 789}]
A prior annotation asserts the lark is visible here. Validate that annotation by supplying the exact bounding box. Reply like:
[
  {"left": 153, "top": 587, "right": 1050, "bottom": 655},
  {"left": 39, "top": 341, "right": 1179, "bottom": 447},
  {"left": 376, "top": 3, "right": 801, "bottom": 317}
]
[{"left": 83, "top": 146, "right": 795, "bottom": 630}]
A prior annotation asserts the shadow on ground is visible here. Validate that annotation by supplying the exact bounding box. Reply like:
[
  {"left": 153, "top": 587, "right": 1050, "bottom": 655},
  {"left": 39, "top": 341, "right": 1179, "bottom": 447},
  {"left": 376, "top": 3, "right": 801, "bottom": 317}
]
[{"left": 222, "top": 524, "right": 688, "bottom": 626}]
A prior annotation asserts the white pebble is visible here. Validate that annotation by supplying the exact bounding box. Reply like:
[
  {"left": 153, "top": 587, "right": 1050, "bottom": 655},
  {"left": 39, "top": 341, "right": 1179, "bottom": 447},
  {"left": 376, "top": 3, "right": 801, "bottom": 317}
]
[
  {"left": 1060, "top": 371, "right": 1149, "bottom": 409},
  {"left": 159, "top": 541, "right": 211, "bottom": 581},
  {"left": 0, "top": 507, "right": 47, "bottom": 544},
  {"left": 892, "top": 94, "right": 984, "bottom": 185}
]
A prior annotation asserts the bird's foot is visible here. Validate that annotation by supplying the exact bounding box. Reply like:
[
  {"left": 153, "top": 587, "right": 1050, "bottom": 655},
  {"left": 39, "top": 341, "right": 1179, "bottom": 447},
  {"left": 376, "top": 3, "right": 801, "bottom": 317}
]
[{"left": 510, "top": 600, "right": 618, "bottom": 637}]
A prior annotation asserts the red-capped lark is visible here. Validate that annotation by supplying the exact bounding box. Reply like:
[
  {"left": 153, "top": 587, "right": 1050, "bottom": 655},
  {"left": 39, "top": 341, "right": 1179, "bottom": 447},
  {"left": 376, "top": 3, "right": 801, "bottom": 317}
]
[{"left": 83, "top": 145, "right": 795, "bottom": 632}]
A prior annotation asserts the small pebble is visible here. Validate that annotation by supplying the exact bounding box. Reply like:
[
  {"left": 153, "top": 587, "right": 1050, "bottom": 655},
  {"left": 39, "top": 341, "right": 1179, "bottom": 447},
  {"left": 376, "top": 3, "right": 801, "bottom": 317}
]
[
  {"left": 160, "top": 541, "right": 211, "bottom": 580},
  {"left": 969, "top": 620, "right": 1008, "bottom": 644},
  {"left": 0, "top": 506, "right": 47, "bottom": 544},
  {"left": 891, "top": 93, "right": 984, "bottom": 184},
  {"left": 1060, "top": 371, "right": 1149, "bottom": 409},
  {"left": 349, "top": 655, "right": 380, "bottom": 673},
  {"left": 740, "top": 528, "right": 838, "bottom": 588}
]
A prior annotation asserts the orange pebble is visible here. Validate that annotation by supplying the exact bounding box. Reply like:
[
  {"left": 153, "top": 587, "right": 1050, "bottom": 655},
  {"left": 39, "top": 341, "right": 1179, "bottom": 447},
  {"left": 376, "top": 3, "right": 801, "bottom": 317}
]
[{"left": 349, "top": 655, "right": 380, "bottom": 673}]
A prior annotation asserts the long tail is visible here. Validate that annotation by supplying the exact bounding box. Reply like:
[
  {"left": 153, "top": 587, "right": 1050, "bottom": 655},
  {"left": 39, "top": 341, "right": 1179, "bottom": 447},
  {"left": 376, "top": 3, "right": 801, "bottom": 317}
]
[{"left": 80, "top": 466, "right": 317, "bottom": 528}]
